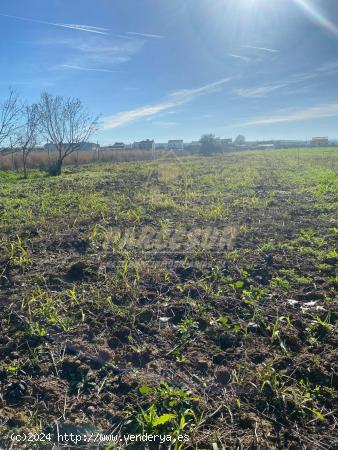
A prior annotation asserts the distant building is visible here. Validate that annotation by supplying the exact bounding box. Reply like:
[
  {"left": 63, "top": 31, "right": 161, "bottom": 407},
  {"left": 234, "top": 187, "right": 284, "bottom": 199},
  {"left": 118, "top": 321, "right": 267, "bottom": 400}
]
[
  {"left": 275, "top": 140, "right": 307, "bottom": 148},
  {"left": 44, "top": 142, "right": 100, "bottom": 152},
  {"left": 258, "top": 144, "right": 275, "bottom": 149},
  {"left": 110, "top": 142, "right": 125, "bottom": 150},
  {"left": 155, "top": 143, "right": 168, "bottom": 150},
  {"left": 217, "top": 138, "right": 233, "bottom": 146},
  {"left": 132, "top": 139, "right": 155, "bottom": 151},
  {"left": 214, "top": 138, "right": 233, "bottom": 150},
  {"left": 168, "top": 140, "right": 184, "bottom": 151},
  {"left": 310, "top": 137, "right": 329, "bottom": 146}
]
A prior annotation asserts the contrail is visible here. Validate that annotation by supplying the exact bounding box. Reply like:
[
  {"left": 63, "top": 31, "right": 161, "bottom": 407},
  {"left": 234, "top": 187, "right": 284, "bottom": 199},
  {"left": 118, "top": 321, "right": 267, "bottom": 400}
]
[
  {"left": 243, "top": 45, "right": 279, "bottom": 53},
  {"left": 126, "top": 32, "right": 162, "bottom": 39},
  {"left": 228, "top": 53, "right": 252, "bottom": 63},
  {"left": 0, "top": 12, "right": 109, "bottom": 34},
  {"left": 61, "top": 64, "right": 120, "bottom": 73}
]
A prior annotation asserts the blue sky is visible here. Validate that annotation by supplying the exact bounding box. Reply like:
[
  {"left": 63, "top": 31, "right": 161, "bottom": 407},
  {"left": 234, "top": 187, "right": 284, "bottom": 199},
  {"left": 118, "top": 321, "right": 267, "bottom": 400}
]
[{"left": 1, "top": 0, "right": 338, "bottom": 143}]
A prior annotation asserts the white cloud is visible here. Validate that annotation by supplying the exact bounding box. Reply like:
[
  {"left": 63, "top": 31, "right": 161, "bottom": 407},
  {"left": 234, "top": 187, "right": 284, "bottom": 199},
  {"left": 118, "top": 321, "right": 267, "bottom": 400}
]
[
  {"left": 126, "top": 32, "right": 162, "bottom": 39},
  {"left": 228, "top": 54, "right": 252, "bottom": 63},
  {"left": 243, "top": 45, "right": 279, "bottom": 53},
  {"left": 235, "top": 59, "right": 338, "bottom": 99},
  {"left": 60, "top": 64, "right": 120, "bottom": 73},
  {"left": 317, "top": 61, "right": 338, "bottom": 74},
  {"left": 43, "top": 35, "right": 143, "bottom": 69},
  {"left": 236, "top": 102, "right": 338, "bottom": 127},
  {"left": 236, "top": 83, "right": 288, "bottom": 98},
  {"left": 55, "top": 23, "right": 109, "bottom": 34},
  {"left": 102, "top": 77, "right": 231, "bottom": 129}
]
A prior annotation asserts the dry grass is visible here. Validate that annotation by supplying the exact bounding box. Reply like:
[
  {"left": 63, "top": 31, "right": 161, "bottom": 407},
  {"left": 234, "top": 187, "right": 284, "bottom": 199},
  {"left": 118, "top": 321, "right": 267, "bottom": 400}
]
[{"left": 0, "top": 148, "right": 162, "bottom": 171}]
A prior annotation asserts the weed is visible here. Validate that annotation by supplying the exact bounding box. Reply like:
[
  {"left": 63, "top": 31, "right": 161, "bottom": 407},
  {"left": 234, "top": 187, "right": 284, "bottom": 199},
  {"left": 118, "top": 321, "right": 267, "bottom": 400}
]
[{"left": 6, "top": 235, "right": 32, "bottom": 272}]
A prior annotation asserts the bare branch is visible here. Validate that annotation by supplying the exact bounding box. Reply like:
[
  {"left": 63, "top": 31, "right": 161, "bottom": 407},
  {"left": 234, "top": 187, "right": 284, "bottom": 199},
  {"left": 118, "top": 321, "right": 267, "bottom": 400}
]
[
  {"left": 16, "top": 103, "right": 41, "bottom": 178},
  {"left": 0, "top": 89, "right": 22, "bottom": 148}
]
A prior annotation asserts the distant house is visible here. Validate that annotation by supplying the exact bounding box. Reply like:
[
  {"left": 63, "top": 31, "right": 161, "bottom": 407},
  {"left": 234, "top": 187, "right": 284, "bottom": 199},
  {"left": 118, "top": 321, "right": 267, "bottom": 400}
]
[
  {"left": 132, "top": 139, "right": 155, "bottom": 151},
  {"left": 44, "top": 142, "right": 100, "bottom": 152},
  {"left": 217, "top": 138, "right": 233, "bottom": 147},
  {"left": 155, "top": 143, "right": 168, "bottom": 150},
  {"left": 168, "top": 140, "right": 184, "bottom": 151},
  {"left": 310, "top": 137, "right": 329, "bottom": 146},
  {"left": 258, "top": 144, "right": 275, "bottom": 149},
  {"left": 276, "top": 140, "right": 307, "bottom": 148},
  {"left": 111, "top": 142, "right": 125, "bottom": 150}
]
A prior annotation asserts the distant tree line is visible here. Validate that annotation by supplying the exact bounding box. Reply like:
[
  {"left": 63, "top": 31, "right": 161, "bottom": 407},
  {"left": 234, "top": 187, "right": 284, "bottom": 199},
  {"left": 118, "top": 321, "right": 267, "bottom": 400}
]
[{"left": 0, "top": 88, "right": 98, "bottom": 176}]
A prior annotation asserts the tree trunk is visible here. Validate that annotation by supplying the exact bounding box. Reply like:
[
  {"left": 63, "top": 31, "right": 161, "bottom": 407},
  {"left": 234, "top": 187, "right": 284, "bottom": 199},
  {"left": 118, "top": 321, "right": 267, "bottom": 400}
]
[
  {"left": 54, "top": 148, "right": 63, "bottom": 176},
  {"left": 55, "top": 158, "right": 62, "bottom": 176},
  {"left": 23, "top": 151, "right": 28, "bottom": 179}
]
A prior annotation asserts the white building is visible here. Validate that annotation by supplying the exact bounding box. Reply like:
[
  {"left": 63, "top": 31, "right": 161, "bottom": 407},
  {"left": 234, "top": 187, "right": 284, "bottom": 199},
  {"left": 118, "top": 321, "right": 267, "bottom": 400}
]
[
  {"left": 110, "top": 142, "right": 125, "bottom": 150},
  {"left": 132, "top": 139, "right": 155, "bottom": 151},
  {"left": 310, "top": 137, "right": 329, "bottom": 146},
  {"left": 44, "top": 142, "right": 100, "bottom": 152},
  {"left": 168, "top": 140, "right": 184, "bottom": 151}
]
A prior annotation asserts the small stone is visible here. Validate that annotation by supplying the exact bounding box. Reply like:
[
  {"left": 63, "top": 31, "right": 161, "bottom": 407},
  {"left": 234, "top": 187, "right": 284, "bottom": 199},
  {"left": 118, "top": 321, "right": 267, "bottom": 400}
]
[{"left": 159, "top": 317, "right": 171, "bottom": 323}]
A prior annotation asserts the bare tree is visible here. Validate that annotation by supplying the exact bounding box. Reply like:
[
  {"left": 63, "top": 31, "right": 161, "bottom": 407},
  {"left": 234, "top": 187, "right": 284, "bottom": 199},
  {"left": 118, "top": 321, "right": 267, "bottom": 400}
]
[
  {"left": 38, "top": 92, "right": 98, "bottom": 175},
  {"left": 0, "top": 89, "right": 22, "bottom": 149},
  {"left": 16, "top": 104, "right": 41, "bottom": 178}
]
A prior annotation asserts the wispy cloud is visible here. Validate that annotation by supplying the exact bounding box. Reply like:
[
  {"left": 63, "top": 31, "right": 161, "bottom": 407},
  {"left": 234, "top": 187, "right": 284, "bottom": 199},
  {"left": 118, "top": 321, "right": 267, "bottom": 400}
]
[
  {"left": 126, "top": 32, "right": 162, "bottom": 39},
  {"left": 60, "top": 64, "right": 121, "bottom": 73},
  {"left": 290, "top": 72, "right": 318, "bottom": 82},
  {"left": 0, "top": 13, "right": 109, "bottom": 34},
  {"left": 236, "top": 82, "right": 289, "bottom": 98},
  {"left": 235, "top": 59, "right": 338, "bottom": 99},
  {"left": 102, "top": 77, "right": 231, "bottom": 129},
  {"left": 236, "top": 102, "right": 338, "bottom": 127},
  {"left": 317, "top": 61, "right": 338, "bottom": 74},
  {"left": 40, "top": 35, "right": 144, "bottom": 70},
  {"left": 56, "top": 23, "right": 109, "bottom": 34},
  {"left": 243, "top": 45, "right": 279, "bottom": 53},
  {"left": 228, "top": 54, "right": 252, "bottom": 63}
]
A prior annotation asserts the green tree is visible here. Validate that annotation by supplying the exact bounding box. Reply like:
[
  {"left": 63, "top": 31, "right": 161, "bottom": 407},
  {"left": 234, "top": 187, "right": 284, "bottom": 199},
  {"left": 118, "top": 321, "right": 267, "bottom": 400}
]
[{"left": 235, "top": 134, "right": 245, "bottom": 145}]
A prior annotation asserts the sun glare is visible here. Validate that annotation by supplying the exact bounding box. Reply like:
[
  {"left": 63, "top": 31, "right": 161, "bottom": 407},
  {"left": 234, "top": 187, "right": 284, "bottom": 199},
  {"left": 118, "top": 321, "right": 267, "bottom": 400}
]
[{"left": 294, "top": 0, "right": 338, "bottom": 37}]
